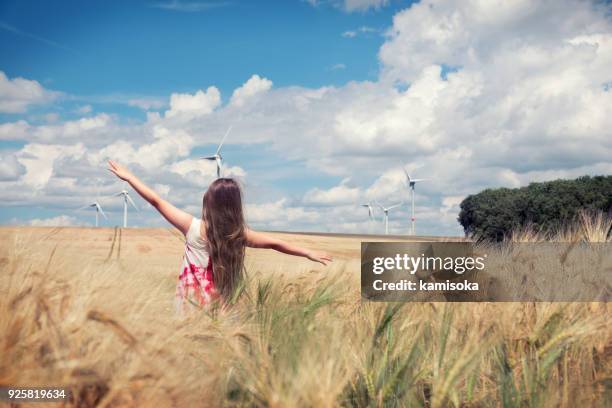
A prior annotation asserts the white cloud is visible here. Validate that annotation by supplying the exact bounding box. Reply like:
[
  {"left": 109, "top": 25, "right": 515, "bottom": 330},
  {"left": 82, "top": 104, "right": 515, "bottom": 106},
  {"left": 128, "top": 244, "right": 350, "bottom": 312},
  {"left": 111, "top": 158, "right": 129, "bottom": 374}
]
[
  {"left": 165, "top": 87, "right": 221, "bottom": 118},
  {"left": 0, "top": 120, "right": 30, "bottom": 140},
  {"left": 309, "top": 0, "right": 389, "bottom": 12},
  {"left": 169, "top": 158, "right": 246, "bottom": 186},
  {"left": 0, "top": 153, "right": 26, "bottom": 181},
  {"left": 229, "top": 75, "right": 273, "bottom": 107},
  {"left": 343, "top": 0, "right": 388, "bottom": 12},
  {"left": 153, "top": 183, "right": 171, "bottom": 198},
  {"left": 29, "top": 215, "right": 83, "bottom": 227},
  {"left": 331, "top": 63, "right": 347, "bottom": 70},
  {"left": 0, "top": 71, "right": 58, "bottom": 113},
  {"left": 304, "top": 178, "right": 361, "bottom": 205},
  {"left": 14, "top": 114, "right": 113, "bottom": 143},
  {"left": 128, "top": 97, "right": 166, "bottom": 110},
  {"left": 246, "top": 199, "right": 320, "bottom": 228},
  {"left": 342, "top": 26, "right": 377, "bottom": 38},
  {"left": 75, "top": 105, "right": 92, "bottom": 114},
  {"left": 17, "top": 143, "right": 86, "bottom": 188},
  {"left": 91, "top": 125, "right": 193, "bottom": 171}
]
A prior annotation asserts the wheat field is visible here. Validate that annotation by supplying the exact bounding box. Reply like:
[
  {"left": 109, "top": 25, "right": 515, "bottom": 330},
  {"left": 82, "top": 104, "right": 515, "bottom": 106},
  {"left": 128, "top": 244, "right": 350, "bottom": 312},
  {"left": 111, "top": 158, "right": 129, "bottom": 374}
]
[{"left": 0, "top": 218, "right": 610, "bottom": 407}]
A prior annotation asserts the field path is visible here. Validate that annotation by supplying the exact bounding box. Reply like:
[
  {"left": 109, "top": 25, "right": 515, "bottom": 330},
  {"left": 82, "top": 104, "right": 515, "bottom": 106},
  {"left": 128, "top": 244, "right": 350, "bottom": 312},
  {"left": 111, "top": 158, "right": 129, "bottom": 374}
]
[
  {"left": 116, "top": 227, "right": 122, "bottom": 260},
  {"left": 105, "top": 227, "right": 118, "bottom": 262}
]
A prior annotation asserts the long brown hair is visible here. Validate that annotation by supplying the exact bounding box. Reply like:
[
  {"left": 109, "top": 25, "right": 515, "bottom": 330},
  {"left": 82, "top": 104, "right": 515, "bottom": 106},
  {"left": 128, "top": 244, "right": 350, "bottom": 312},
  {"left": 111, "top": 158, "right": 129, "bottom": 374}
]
[{"left": 202, "top": 178, "right": 247, "bottom": 299}]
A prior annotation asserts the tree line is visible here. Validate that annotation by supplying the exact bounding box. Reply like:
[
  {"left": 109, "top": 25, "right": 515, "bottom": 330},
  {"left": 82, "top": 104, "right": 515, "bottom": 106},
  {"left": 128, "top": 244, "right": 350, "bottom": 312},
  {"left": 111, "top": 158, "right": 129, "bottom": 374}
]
[{"left": 458, "top": 175, "right": 612, "bottom": 241}]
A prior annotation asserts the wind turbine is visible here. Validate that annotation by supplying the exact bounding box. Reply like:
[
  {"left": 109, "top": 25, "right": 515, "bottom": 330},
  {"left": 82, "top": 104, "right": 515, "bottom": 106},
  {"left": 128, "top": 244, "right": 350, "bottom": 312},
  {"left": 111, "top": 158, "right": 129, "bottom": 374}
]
[
  {"left": 403, "top": 168, "right": 426, "bottom": 235},
  {"left": 201, "top": 126, "right": 232, "bottom": 178},
  {"left": 114, "top": 187, "right": 138, "bottom": 228},
  {"left": 79, "top": 201, "right": 107, "bottom": 227},
  {"left": 375, "top": 200, "right": 404, "bottom": 235},
  {"left": 361, "top": 202, "right": 375, "bottom": 221},
  {"left": 361, "top": 202, "right": 377, "bottom": 233}
]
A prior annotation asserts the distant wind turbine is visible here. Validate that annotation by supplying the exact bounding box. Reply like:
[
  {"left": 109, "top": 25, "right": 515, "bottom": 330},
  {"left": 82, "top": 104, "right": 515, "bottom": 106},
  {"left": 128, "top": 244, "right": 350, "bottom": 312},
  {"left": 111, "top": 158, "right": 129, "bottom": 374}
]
[
  {"left": 361, "top": 202, "right": 375, "bottom": 221},
  {"left": 361, "top": 202, "right": 377, "bottom": 233},
  {"left": 114, "top": 187, "right": 138, "bottom": 228},
  {"left": 403, "top": 168, "right": 427, "bottom": 235},
  {"left": 79, "top": 201, "right": 107, "bottom": 227},
  {"left": 201, "top": 126, "right": 232, "bottom": 178},
  {"left": 375, "top": 200, "right": 404, "bottom": 235},
  {"left": 79, "top": 182, "right": 107, "bottom": 227}
]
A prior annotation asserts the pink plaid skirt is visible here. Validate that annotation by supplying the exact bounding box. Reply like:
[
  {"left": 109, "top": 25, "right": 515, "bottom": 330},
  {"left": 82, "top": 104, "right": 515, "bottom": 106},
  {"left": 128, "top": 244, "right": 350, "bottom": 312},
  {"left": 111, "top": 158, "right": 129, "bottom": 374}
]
[{"left": 175, "top": 247, "right": 220, "bottom": 313}]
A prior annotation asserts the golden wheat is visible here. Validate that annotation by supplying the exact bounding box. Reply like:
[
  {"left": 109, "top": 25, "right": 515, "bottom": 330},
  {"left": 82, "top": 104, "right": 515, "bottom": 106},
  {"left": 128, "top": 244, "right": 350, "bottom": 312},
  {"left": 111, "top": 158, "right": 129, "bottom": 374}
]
[{"left": 0, "top": 217, "right": 610, "bottom": 407}]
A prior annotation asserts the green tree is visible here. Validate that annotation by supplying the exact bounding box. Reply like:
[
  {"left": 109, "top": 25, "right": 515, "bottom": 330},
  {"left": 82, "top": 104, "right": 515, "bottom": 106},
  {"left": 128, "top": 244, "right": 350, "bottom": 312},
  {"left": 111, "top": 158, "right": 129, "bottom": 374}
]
[{"left": 458, "top": 175, "right": 612, "bottom": 241}]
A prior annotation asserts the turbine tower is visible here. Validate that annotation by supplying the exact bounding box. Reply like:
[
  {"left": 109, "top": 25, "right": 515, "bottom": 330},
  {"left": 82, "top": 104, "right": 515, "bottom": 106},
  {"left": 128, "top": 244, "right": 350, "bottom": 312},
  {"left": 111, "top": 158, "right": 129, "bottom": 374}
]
[
  {"left": 403, "top": 168, "right": 426, "bottom": 235},
  {"left": 114, "top": 188, "right": 138, "bottom": 228},
  {"left": 201, "top": 126, "right": 232, "bottom": 178},
  {"left": 79, "top": 201, "right": 107, "bottom": 227},
  {"left": 375, "top": 200, "right": 403, "bottom": 235}
]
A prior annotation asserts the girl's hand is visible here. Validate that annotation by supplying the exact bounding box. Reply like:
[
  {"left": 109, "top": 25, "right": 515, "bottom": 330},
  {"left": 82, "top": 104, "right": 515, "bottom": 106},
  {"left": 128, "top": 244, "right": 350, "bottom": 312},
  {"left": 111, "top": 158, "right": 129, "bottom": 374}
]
[
  {"left": 108, "top": 160, "right": 133, "bottom": 181},
  {"left": 307, "top": 250, "right": 333, "bottom": 266}
]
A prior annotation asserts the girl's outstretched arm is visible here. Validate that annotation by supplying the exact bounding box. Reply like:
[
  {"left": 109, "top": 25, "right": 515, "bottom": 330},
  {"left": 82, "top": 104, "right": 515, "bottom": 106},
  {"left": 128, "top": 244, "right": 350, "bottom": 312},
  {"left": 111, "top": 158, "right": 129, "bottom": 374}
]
[
  {"left": 107, "top": 160, "right": 192, "bottom": 235},
  {"left": 245, "top": 228, "right": 333, "bottom": 265}
]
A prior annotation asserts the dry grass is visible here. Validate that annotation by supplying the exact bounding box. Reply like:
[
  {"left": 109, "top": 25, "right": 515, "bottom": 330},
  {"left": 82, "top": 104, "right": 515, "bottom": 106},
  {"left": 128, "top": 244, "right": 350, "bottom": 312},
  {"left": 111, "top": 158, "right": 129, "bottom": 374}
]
[{"left": 0, "top": 216, "right": 610, "bottom": 407}]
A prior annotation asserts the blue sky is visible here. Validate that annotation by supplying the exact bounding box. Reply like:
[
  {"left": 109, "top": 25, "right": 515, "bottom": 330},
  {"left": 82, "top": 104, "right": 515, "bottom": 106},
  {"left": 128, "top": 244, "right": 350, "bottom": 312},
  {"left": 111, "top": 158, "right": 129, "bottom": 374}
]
[
  {"left": 1, "top": 0, "right": 611, "bottom": 235},
  {"left": 0, "top": 1, "right": 403, "bottom": 98}
]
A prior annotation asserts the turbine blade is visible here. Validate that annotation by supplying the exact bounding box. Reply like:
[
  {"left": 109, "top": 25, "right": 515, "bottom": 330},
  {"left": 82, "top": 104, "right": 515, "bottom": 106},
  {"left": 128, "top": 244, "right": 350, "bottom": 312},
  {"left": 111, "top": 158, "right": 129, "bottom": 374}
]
[
  {"left": 388, "top": 202, "right": 403, "bottom": 210},
  {"left": 200, "top": 156, "right": 217, "bottom": 160},
  {"left": 126, "top": 194, "right": 139, "bottom": 211},
  {"left": 97, "top": 204, "right": 108, "bottom": 220},
  {"left": 216, "top": 125, "right": 232, "bottom": 155},
  {"left": 403, "top": 168, "right": 411, "bottom": 185}
]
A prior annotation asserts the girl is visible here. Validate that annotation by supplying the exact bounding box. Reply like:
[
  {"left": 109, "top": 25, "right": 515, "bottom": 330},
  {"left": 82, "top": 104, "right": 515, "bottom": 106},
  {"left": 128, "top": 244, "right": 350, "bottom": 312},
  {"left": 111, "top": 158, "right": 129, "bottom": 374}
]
[{"left": 107, "top": 160, "right": 333, "bottom": 314}]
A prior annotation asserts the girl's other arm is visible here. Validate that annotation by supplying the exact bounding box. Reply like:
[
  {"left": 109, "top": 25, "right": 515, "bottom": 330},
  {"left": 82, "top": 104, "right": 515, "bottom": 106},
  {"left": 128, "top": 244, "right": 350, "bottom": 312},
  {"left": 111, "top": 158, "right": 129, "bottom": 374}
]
[
  {"left": 107, "top": 160, "right": 192, "bottom": 235},
  {"left": 245, "top": 228, "right": 333, "bottom": 265}
]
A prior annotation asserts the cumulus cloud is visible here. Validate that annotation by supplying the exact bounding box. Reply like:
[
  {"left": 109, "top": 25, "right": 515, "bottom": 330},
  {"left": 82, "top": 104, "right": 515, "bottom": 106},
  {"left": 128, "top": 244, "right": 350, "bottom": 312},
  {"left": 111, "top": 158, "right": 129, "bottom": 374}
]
[
  {"left": 165, "top": 87, "right": 221, "bottom": 118},
  {"left": 128, "top": 97, "right": 166, "bottom": 110},
  {"left": 229, "top": 75, "right": 273, "bottom": 107},
  {"left": 75, "top": 105, "right": 92, "bottom": 114},
  {"left": 344, "top": 0, "right": 388, "bottom": 12},
  {"left": 0, "top": 114, "right": 114, "bottom": 143},
  {"left": 169, "top": 158, "right": 246, "bottom": 187},
  {"left": 304, "top": 178, "right": 361, "bottom": 205},
  {"left": 342, "top": 26, "right": 377, "bottom": 38},
  {"left": 0, "top": 120, "right": 30, "bottom": 140},
  {"left": 90, "top": 125, "right": 194, "bottom": 171},
  {"left": 17, "top": 143, "right": 86, "bottom": 188},
  {"left": 246, "top": 198, "right": 320, "bottom": 229},
  {"left": 308, "top": 0, "right": 389, "bottom": 12},
  {"left": 29, "top": 215, "right": 84, "bottom": 226},
  {"left": 0, "top": 153, "right": 26, "bottom": 181},
  {"left": 0, "top": 71, "right": 58, "bottom": 113}
]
